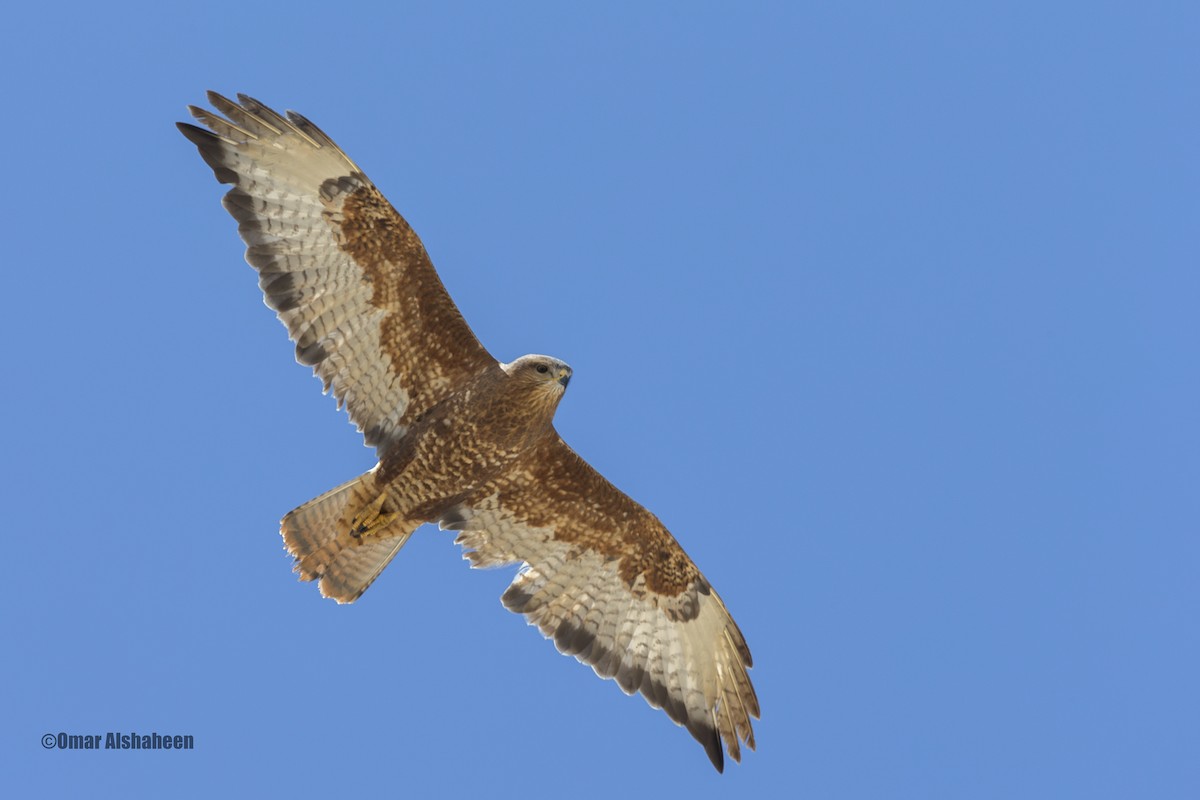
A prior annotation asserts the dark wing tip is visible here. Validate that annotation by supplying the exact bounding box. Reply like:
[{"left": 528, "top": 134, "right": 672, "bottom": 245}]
[
  {"left": 176, "top": 122, "right": 240, "bottom": 185},
  {"left": 176, "top": 121, "right": 213, "bottom": 146},
  {"left": 205, "top": 89, "right": 235, "bottom": 108},
  {"left": 285, "top": 109, "right": 339, "bottom": 150},
  {"left": 702, "top": 724, "right": 725, "bottom": 773}
]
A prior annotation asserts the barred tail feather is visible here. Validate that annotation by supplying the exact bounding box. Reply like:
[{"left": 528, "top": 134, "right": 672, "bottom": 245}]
[{"left": 280, "top": 472, "right": 417, "bottom": 603}]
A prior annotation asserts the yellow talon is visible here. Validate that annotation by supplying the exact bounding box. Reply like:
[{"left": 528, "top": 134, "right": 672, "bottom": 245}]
[{"left": 348, "top": 492, "right": 398, "bottom": 542}]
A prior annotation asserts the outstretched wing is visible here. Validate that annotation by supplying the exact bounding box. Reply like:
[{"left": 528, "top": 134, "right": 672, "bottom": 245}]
[
  {"left": 440, "top": 434, "right": 759, "bottom": 771},
  {"left": 178, "top": 92, "right": 498, "bottom": 450}
]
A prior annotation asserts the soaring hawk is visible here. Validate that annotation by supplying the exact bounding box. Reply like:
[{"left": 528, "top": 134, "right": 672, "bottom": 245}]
[{"left": 178, "top": 92, "right": 759, "bottom": 771}]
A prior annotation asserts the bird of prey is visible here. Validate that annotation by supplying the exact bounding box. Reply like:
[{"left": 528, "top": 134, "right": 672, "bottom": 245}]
[{"left": 177, "top": 92, "right": 759, "bottom": 771}]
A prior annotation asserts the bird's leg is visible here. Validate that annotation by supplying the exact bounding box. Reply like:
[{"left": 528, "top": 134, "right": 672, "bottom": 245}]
[{"left": 348, "top": 492, "right": 399, "bottom": 544}]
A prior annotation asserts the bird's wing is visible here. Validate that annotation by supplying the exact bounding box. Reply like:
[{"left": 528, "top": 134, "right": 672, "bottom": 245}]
[
  {"left": 440, "top": 434, "right": 758, "bottom": 771},
  {"left": 178, "top": 92, "right": 498, "bottom": 450}
]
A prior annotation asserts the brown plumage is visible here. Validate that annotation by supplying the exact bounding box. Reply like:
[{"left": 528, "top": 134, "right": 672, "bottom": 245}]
[{"left": 178, "top": 92, "right": 759, "bottom": 771}]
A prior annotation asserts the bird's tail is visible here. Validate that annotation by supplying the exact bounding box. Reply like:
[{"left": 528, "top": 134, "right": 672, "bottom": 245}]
[{"left": 280, "top": 470, "right": 418, "bottom": 603}]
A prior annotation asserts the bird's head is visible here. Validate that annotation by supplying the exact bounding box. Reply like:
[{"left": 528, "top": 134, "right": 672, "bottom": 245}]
[{"left": 502, "top": 354, "right": 573, "bottom": 396}]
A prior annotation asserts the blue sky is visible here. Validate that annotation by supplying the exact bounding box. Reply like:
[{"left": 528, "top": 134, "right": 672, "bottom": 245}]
[{"left": 3, "top": 1, "right": 1197, "bottom": 797}]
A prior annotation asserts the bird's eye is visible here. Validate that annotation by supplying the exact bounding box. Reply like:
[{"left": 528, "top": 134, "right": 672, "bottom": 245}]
[{"left": 536, "top": 364, "right": 549, "bottom": 374}]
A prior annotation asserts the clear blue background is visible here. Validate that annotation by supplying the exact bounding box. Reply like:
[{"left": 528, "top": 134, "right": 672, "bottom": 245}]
[{"left": 3, "top": 2, "right": 1196, "bottom": 797}]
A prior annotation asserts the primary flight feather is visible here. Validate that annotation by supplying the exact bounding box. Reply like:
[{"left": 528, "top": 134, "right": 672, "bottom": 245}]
[{"left": 178, "top": 92, "right": 759, "bottom": 771}]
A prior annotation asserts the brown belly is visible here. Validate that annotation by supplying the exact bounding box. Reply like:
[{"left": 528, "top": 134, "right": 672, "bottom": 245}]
[{"left": 375, "top": 413, "right": 527, "bottom": 523}]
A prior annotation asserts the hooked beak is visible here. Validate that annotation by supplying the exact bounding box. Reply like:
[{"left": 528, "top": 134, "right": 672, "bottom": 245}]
[{"left": 558, "top": 368, "right": 572, "bottom": 388}]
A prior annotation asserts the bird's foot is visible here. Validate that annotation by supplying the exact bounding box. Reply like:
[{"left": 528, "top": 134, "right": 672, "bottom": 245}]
[{"left": 348, "top": 493, "right": 398, "bottom": 543}]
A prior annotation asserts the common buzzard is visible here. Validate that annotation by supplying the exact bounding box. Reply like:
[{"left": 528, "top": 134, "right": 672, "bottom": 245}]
[{"left": 178, "top": 93, "right": 759, "bottom": 771}]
